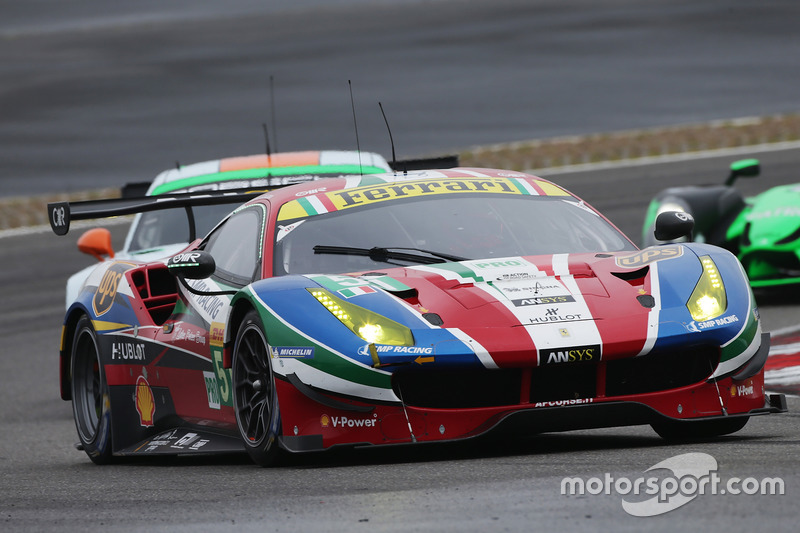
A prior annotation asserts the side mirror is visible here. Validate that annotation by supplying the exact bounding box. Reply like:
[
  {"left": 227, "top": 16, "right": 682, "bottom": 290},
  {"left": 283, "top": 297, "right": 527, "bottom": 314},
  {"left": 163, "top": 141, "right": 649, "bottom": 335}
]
[
  {"left": 725, "top": 158, "right": 760, "bottom": 186},
  {"left": 654, "top": 211, "right": 694, "bottom": 242},
  {"left": 167, "top": 251, "right": 216, "bottom": 279},
  {"left": 77, "top": 228, "right": 115, "bottom": 261}
]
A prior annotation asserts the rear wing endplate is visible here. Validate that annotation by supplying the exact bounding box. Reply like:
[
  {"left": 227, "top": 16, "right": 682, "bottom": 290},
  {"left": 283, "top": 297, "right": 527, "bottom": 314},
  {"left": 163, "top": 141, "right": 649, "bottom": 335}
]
[{"left": 47, "top": 185, "right": 270, "bottom": 238}]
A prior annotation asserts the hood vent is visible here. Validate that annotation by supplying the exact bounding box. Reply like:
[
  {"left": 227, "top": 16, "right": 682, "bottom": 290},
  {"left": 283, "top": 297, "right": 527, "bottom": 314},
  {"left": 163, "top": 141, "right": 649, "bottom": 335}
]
[
  {"left": 360, "top": 272, "right": 418, "bottom": 299},
  {"left": 611, "top": 265, "right": 649, "bottom": 282},
  {"left": 637, "top": 294, "right": 655, "bottom": 308},
  {"left": 128, "top": 265, "right": 178, "bottom": 325},
  {"left": 422, "top": 312, "right": 444, "bottom": 326}
]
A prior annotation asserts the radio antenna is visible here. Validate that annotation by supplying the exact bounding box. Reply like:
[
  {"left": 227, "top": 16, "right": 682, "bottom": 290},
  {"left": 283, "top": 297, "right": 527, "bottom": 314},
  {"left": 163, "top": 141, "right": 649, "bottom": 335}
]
[
  {"left": 262, "top": 123, "right": 273, "bottom": 179},
  {"left": 378, "top": 101, "right": 398, "bottom": 173},
  {"left": 269, "top": 75, "right": 278, "bottom": 153},
  {"left": 348, "top": 80, "right": 363, "bottom": 175},
  {"left": 262, "top": 123, "right": 272, "bottom": 159}
]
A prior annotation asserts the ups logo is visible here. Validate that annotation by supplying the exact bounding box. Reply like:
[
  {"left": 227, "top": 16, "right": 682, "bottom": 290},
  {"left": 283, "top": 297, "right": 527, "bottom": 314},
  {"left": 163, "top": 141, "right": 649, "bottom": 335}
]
[
  {"left": 615, "top": 246, "right": 683, "bottom": 269},
  {"left": 93, "top": 262, "right": 135, "bottom": 316}
]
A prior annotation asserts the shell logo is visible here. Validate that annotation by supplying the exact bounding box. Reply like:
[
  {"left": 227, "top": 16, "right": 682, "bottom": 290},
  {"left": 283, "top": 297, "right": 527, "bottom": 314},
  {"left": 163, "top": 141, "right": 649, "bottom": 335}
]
[
  {"left": 135, "top": 375, "right": 155, "bottom": 427},
  {"left": 320, "top": 414, "right": 330, "bottom": 428}
]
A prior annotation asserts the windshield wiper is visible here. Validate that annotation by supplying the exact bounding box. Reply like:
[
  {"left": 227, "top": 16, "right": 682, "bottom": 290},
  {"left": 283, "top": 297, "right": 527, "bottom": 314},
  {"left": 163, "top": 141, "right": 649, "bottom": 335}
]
[{"left": 313, "top": 245, "right": 469, "bottom": 265}]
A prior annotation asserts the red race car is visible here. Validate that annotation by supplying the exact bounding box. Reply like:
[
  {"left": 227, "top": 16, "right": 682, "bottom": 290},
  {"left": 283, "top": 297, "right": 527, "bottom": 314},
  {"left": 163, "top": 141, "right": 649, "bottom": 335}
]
[{"left": 49, "top": 167, "right": 786, "bottom": 465}]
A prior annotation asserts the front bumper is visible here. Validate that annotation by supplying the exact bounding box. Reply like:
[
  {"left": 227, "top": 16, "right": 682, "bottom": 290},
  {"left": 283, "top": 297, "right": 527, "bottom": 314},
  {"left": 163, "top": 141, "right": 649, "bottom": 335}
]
[{"left": 275, "top": 367, "right": 786, "bottom": 453}]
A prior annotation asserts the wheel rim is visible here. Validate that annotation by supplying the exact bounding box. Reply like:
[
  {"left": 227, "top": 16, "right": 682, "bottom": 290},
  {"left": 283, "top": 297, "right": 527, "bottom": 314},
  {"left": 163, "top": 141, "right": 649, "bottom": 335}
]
[
  {"left": 73, "top": 328, "right": 103, "bottom": 443},
  {"left": 233, "top": 324, "right": 274, "bottom": 447}
]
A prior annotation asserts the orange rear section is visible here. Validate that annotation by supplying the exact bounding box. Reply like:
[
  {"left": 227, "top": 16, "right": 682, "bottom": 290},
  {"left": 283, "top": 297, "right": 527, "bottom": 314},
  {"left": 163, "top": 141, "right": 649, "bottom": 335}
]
[{"left": 220, "top": 152, "right": 321, "bottom": 172}]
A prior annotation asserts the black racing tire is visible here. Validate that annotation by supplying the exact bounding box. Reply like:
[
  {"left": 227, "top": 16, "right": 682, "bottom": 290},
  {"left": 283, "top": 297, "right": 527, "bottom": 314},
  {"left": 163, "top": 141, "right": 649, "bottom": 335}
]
[
  {"left": 232, "top": 309, "right": 282, "bottom": 466},
  {"left": 70, "top": 315, "right": 115, "bottom": 464},
  {"left": 651, "top": 416, "right": 749, "bottom": 442}
]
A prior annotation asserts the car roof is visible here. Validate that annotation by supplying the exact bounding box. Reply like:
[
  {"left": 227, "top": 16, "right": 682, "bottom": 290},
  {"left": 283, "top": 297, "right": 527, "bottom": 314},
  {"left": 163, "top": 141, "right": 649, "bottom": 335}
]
[
  {"left": 147, "top": 150, "right": 391, "bottom": 195},
  {"left": 252, "top": 167, "right": 575, "bottom": 213}
]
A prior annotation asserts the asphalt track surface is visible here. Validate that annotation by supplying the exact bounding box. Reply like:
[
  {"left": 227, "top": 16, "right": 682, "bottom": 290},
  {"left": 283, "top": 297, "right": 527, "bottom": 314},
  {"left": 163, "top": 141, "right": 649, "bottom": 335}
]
[
  {"left": 3, "top": 0, "right": 800, "bottom": 196},
  {"left": 3, "top": 1, "right": 800, "bottom": 532}
]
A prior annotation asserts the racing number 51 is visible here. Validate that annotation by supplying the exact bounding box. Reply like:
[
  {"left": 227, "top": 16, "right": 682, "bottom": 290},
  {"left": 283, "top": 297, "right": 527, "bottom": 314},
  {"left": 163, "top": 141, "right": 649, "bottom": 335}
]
[{"left": 212, "top": 347, "right": 232, "bottom": 406}]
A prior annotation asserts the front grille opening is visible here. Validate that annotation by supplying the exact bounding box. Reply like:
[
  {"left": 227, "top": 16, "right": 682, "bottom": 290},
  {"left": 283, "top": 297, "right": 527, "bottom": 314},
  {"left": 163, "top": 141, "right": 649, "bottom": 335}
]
[
  {"left": 605, "top": 345, "right": 719, "bottom": 396},
  {"left": 392, "top": 368, "right": 521, "bottom": 408},
  {"left": 390, "top": 346, "right": 720, "bottom": 410},
  {"left": 530, "top": 363, "right": 596, "bottom": 402}
]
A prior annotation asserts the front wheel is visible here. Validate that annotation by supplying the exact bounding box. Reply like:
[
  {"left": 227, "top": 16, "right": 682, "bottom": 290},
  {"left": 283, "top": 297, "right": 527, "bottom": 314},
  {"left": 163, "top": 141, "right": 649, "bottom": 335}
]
[
  {"left": 232, "top": 310, "right": 282, "bottom": 466},
  {"left": 651, "top": 416, "right": 749, "bottom": 442},
  {"left": 71, "top": 315, "right": 114, "bottom": 464}
]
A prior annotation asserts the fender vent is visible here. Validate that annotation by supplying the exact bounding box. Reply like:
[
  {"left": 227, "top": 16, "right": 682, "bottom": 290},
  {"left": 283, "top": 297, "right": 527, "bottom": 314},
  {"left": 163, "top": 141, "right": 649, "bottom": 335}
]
[{"left": 127, "top": 265, "right": 178, "bottom": 325}]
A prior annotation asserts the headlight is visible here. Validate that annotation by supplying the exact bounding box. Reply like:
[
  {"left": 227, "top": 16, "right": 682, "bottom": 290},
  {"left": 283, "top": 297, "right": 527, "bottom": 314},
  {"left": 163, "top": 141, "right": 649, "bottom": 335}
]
[
  {"left": 308, "top": 289, "right": 414, "bottom": 345},
  {"left": 686, "top": 256, "right": 727, "bottom": 322}
]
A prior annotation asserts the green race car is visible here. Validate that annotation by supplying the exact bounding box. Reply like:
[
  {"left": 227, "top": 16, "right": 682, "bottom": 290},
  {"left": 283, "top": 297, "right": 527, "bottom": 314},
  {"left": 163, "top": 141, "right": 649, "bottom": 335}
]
[{"left": 643, "top": 158, "right": 800, "bottom": 288}]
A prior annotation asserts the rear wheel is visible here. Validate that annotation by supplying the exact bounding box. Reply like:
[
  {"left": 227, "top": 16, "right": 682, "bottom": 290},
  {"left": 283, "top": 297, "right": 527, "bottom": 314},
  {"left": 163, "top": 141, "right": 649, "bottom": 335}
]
[
  {"left": 651, "top": 416, "right": 749, "bottom": 442},
  {"left": 232, "top": 310, "right": 282, "bottom": 466},
  {"left": 71, "top": 316, "right": 114, "bottom": 464}
]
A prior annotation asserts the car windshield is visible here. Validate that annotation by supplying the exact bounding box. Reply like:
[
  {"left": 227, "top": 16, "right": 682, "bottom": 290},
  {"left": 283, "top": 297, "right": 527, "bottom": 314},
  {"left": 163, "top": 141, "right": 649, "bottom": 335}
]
[
  {"left": 127, "top": 204, "right": 237, "bottom": 252},
  {"left": 273, "top": 193, "right": 634, "bottom": 275}
]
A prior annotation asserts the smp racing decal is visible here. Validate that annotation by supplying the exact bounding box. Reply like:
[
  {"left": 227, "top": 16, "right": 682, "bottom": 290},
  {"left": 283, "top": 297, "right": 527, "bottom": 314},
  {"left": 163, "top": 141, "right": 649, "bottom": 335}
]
[
  {"left": 184, "top": 278, "right": 233, "bottom": 325},
  {"left": 685, "top": 314, "right": 740, "bottom": 332},
  {"left": 93, "top": 262, "right": 136, "bottom": 316},
  {"left": 539, "top": 344, "right": 601, "bottom": 365},
  {"left": 615, "top": 246, "right": 683, "bottom": 268},
  {"left": 357, "top": 345, "right": 434, "bottom": 356},
  {"left": 193, "top": 289, "right": 225, "bottom": 321}
]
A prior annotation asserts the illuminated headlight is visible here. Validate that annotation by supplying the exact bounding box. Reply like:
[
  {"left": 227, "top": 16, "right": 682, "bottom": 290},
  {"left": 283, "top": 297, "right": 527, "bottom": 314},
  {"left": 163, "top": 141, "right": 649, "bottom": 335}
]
[
  {"left": 686, "top": 256, "right": 727, "bottom": 322},
  {"left": 308, "top": 289, "right": 414, "bottom": 345}
]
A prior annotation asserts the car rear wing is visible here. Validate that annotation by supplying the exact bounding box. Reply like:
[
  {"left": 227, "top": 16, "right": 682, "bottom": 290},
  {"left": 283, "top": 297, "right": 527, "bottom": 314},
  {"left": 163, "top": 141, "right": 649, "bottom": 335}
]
[{"left": 47, "top": 185, "right": 272, "bottom": 239}]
